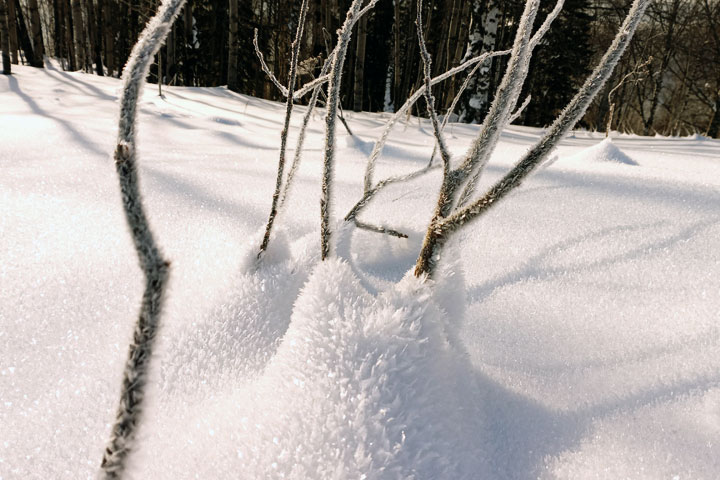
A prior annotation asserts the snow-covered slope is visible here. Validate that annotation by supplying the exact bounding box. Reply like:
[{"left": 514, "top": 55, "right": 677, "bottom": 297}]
[{"left": 1, "top": 63, "right": 719, "bottom": 479}]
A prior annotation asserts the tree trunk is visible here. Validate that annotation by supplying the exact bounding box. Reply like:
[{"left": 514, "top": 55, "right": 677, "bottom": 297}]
[
  {"left": 63, "top": 0, "right": 75, "bottom": 70},
  {"left": 353, "top": 10, "right": 367, "bottom": 112},
  {"left": 471, "top": 0, "right": 500, "bottom": 119},
  {"left": 14, "top": 0, "right": 35, "bottom": 66},
  {"left": 101, "top": 0, "right": 113, "bottom": 75},
  {"left": 1, "top": 0, "right": 11, "bottom": 74},
  {"left": 392, "top": 0, "right": 400, "bottom": 109},
  {"left": 183, "top": 0, "right": 193, "bottom": 85},
  {"left": 71, "top": 0, "right": 85, "bottom": 70},
  {"left": 27, "top": 0, "right": 43, "bottom": 67},
  {"left": 227, "top": 0, "right": 238, "bottom": 91},
  {"left": 707, "top": 94, "right": 720, "bottom": 138},
  {"left": 86, "top": 0, "right": 104, "bottom": 75},
  {"left": 53, "top": 0, "right": 62, "bottom": 59},
  {"left": 166, "top": 18, "right": 175, "bottom": 84},
  {"left": 5, "top": 0, "right": 17, "bottom": 63}
]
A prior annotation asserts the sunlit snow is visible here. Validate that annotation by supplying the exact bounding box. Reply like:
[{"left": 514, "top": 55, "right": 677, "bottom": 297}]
[{"left": 1, "top": 62, "right": 719, "bottom": 479}]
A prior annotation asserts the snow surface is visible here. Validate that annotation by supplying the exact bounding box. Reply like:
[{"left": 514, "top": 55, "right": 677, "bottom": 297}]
[{"left": 2, "top": 63, "right": 720, "bottom": 479}]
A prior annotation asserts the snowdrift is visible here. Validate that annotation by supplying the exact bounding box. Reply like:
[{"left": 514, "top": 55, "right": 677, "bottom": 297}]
[
  {"left": 143, "top": 255, "right": 487, "bottom": 479},
  {"left": 3, "top": 64, "right": 720, "bottom": 479}
]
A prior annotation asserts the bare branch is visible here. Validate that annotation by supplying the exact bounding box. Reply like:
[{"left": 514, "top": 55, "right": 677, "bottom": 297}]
[
  {"left": 280, "top": 56, "right": 335, "bottom": 208},
  {"left": 293, "top": 73, "right": 331, "bottom": 98},
  {"left": 416, "top": 0, "right": 452, "bottom": 172},
  {"left": 451, "top": 0, "right": 540, "bottom": 209},
  {"left": 345, "top": 161, "right": 440, "bottom": 223}
]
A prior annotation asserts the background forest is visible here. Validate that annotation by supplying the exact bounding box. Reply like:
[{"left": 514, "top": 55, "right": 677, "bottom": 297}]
[{"left": 1, "top": 0, "right": 718, "bottom": 137}]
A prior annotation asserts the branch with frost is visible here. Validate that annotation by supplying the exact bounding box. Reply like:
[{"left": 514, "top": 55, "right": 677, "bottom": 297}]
[
  {"left": 414, "top": 0, "right": 650, "bottom": 277},
  {"left": 258, "top": 0, "right": 310, "bottom": 258},
  {"left": 362, "top": 48, "right": 511, "bottom": 193},
  {"left": 343, "top": 160, "right": 440, "bottom": 233},
  {"left": 253, "top": 29, "right": 330, "bottom": 100},
  {"left": 344, "top": 0, "right": 563, "bottom": 243},
  {"left": 280, "top": 56, "right": 334, "bottom": 207},
  {"left": 321, "top": 0, "right": 379, "bottom": 260},
  {"left": 345, "top": 50, "right": 514, "bottom": 234},
  {"left": 100, "top": 0, "right": 185, "bottom": 477},
  {"left": 416, "top": 0, "right": 451, "bottom": 171},
  {"left": 509, "top": 95, "right": 532, "bottom": 124},
  {"left": 449, "top": 0, "right": 540, "bottom": 214}
]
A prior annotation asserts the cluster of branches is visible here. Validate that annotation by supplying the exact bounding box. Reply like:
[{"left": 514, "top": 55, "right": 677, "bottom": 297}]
[
  {"left": 2, "top": 0, "right": 717, "bottom": 137},
  {"left": 98, "top": 0, "right": 648, "bottom": 477}
]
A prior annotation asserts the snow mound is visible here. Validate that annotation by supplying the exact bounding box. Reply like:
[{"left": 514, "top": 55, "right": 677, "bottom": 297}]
[
  {"left": 159, "top": 231, "right": 316, "bottom": 399},
  {"left": 144, "top": 259, "right": 488, "bottom": 478},
  {"left": 570, "top": 138, "right": 638, "bottom": 166}
]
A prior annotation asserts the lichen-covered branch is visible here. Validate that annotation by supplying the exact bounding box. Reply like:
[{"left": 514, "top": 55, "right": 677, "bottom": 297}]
[{"left": 100, "top": 0, "right": 185, "bottom": 477}]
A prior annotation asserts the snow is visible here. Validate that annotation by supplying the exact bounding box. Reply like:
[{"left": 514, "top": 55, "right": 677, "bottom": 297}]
[
  {"left": 2, "top": 62, "right": 720, "bottom": 479},
  {"left": 562, "top": 137, "right": 639, "bottom": 166}
]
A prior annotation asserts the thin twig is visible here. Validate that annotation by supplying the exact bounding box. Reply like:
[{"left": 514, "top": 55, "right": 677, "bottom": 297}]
[
  {"left": 354, "top": 219, "right": 408, "bottom": 238},
  {"left": 258, "top": 0, "right": 310, "bottom": 257}
]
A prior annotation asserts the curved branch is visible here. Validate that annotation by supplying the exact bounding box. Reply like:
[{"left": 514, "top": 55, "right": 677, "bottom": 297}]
[{"left": 100, "top": 0, "right": 185, "bottom": 477}]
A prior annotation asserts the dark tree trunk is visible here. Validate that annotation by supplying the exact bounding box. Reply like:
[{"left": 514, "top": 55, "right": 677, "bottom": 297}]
[
  {"left": 1, "top": 0, "right": 11, "bottom": 74},
  {"left": 353, "top": 10, "right": 367, "bottom": 111},
  {"left": 14, "top": 0, "right": 35, "bottom": 66},
  {"left": 27, "top": 0, "right": 43, "bottom": 67},
  {"left": 63, "top": 0, "right": 76, "bottom": 70},
  {"left": 101, "top": 0, "right": 113, "bottom": 75},
  {"left": 6, "top": 0, "right": 17, "bottom": 63},
  {"left": 707, "top": 95, "right": 720, "bottom": 138},
  {"left": 84, "top": 0, "right": 104, "bottom": 75},
  {"left": 227, "top": 0, "right": 238, "bottom": 91},
  {"left": 71, "top": 0, "right": 85, "bottom": 70}
]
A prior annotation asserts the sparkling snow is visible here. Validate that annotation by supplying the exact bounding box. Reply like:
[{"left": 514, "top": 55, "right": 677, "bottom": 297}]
[{"left": 1, "top": 63, "right": 719, "bottom": 479}]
